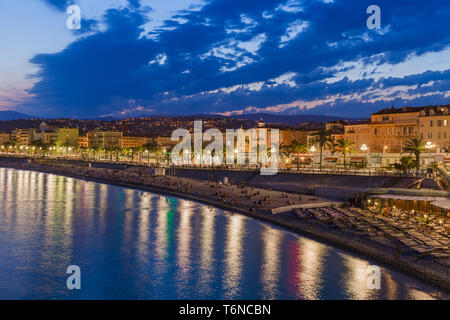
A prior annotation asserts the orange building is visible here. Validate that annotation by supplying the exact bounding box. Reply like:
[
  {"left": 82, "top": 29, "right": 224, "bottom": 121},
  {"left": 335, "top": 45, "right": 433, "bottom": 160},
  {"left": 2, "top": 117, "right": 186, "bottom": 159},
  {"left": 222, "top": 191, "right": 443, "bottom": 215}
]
[
  {"left": 122, "top": 136, "right": 149, "bottom": 148},
  {"left": 0, "top": 132, "right": 11, "bottom": 145},
  {"left": 279, "top": 130, "right": 305, "bottom": 146},
  {"left": 15, "top": 129, "right": 33, "bottom": 146},
  {"left": 418, "top": 106, "right": 450, "bottom": 152},
  {"left": 369, "top": 106, "right": 422, "bottom": 153},
  {"left": 344, "top": 123, "right": 371, "bottom": 151},
  {"left": 78, "top": 135, "right": 88, "bottom": 148}
]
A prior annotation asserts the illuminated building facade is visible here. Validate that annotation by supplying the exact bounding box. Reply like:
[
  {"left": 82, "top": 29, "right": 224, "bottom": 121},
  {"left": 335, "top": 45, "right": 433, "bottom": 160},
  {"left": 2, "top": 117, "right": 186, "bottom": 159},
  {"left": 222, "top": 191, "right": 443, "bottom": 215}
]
[
  {"left": 87, "top": 131, "right": 123, "bottom": 149},
  {"left": 56, "top": 128, "right": 79, "bottom": 147},
  {"left": 122, "top": 136, "right": 149, "bottom": 148}
]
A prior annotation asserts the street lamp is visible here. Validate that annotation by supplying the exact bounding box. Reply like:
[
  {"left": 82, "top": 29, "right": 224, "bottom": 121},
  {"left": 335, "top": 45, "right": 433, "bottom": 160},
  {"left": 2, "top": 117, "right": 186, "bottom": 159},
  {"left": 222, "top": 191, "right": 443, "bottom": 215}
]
[
  {"left": 360, "top": 144, "right": 368, "bottom": 152},
  {"left": 310, "top": 146, "right": 316, "bottom": 153},
  {"left": 425, "top": 141, "right": 435, "bottom": 149}
]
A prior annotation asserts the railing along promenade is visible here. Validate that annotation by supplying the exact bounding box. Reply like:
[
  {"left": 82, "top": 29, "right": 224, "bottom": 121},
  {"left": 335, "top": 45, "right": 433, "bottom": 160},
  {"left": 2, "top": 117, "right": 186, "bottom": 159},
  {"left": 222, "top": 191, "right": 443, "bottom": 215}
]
[{"left": 0, "top": 152, "right": 422, "bottom": 178}]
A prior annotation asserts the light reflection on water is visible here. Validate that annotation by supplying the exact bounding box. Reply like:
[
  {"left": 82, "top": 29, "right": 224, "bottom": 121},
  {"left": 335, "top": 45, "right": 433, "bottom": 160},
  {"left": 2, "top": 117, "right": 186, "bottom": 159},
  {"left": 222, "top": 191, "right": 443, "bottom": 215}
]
[{"left": 0, "top": 168, "right": 448, "bottom": 300}]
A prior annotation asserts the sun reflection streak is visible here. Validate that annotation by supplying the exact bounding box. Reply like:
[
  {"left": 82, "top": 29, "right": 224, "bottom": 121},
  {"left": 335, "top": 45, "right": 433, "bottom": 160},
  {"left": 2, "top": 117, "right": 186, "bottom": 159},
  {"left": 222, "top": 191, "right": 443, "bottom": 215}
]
[
  {"left": 64, "top": 178, "right": 74, "bottom": 220},
  {"left": 340, "top": 255, "right": 379, "bottom": 300},
  {"left": 154, "top": 195, "right": 168, "bottom": 265},
  {"left": 41, "top": 174, "right": 74, "bottom": 288},
  {"left": 199, "top": 206, "right": 216, "bottom": 296},
  {"left": 223, "top": 214, "right": 245, "bottom": 299},
  {"left": 36, "top": 172, "right": 44, "bottom": 216},
  {"left": 261, "top": 226, "right": 282, "bottom": 299},
  {"left": 137, "top": 192, "right": 152, "bottom": 261},
  {"left": 122, "top": 189, "right": 136, "bottom": 248},
  {"left": 176, "top": 200, "right": 194, "bottom": 295},
  {"left": 297, "top": 238, "right": 328, "bottom": 300}
]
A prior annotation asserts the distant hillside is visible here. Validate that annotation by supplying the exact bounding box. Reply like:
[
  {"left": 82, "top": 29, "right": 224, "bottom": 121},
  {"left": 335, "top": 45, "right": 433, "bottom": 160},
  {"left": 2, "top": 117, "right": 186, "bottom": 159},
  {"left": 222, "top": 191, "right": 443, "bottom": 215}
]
[
  {"left": 193, "top": 113, "right": 362, "bottom": 125},
  {"left": 0, "top": 111, "right": 34, "bottom": 121},
  {"left": 228, "top": 113, "right": 361, "bottom": 125}
]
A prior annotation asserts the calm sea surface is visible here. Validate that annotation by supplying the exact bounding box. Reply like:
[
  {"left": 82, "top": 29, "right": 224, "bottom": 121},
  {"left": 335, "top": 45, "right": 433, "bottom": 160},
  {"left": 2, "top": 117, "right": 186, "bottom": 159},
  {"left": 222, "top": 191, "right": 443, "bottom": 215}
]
[{"left": 0, "top": 168, "right": 447, "bottom": 299}]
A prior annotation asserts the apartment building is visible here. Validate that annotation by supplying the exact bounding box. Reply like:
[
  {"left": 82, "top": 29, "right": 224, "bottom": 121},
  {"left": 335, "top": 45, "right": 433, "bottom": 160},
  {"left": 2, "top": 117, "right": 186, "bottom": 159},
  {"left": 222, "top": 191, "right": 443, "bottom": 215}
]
[
  {"left": 344, "top": 123, "right": 371, "bottom": 151},
  {"left": 33, "top": 131, "right": 57, "bottom": 145},
  {"left": 279, "top": 130, "right": 307, "bottom": 146},
  {"left": 155, "top": 136, "right": 177, "bottom": 148},
  {"left": 0, "top": 132, "right": 11, "bottom": 145},
  {"left": 418, "top": 106, "right": 450, "bottom": 152},
  {"left": 56, "top": 128, "right": 79, "bottom": 147},
  {"left": 87, "top": 131, "right": 123, "bottom": 149},
  {"left": 15, "top": 129, "right": 33, "bottom": 145},
  {"left": 31, "top": 122, "right": 58, "bottom": 145},
  {"left": 122, "top": 136, "right": 149, "bottom": 148},
  {"left": 78, "top": 135, "right": 88, "bottom": 148},
  {"left": 369, "top": 106, "right": 422, "bottom": 153},
  {"left": 325, "top": 121, "right": 346, "bottom": 131},
  {"left": 339, "top": 105, "right": 449, "bottom": 157}
]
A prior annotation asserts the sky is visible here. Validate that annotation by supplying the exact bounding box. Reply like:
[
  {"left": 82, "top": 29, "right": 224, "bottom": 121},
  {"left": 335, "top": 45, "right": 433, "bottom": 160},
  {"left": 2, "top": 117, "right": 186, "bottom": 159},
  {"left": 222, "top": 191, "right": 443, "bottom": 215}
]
[{"left": 0, "top": 0, "right": 449, "bottom": 118}]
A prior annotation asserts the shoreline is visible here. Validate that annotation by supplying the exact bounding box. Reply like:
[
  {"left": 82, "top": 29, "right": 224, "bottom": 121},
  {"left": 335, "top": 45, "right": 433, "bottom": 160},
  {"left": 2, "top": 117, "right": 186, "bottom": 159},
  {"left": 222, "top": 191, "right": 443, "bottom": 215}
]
[{"left": 0, "top": 161, "right": 449, "bottom": 293}]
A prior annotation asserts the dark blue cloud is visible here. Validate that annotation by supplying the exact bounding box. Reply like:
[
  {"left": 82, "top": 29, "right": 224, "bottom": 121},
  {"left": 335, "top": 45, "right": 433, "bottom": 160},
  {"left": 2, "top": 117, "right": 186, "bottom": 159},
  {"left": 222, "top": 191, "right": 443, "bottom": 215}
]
[
  {"left": 25, "top": 0, "right": 450, "bottom": 117},
  {"left": 41, "top": 0, "right": 74, "bottom": 11}
]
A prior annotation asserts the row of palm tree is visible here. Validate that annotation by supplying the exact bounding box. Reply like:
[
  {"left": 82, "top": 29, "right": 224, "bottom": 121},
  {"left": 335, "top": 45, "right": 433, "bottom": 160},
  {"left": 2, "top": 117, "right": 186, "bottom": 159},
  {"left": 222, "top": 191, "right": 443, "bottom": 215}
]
[
  {"left": 0, "top": 134, "right": 433, "bottom": 175},
  {"left": 1, "top": 141, "right": 169, "bottom": 164},
  {"left": 282, "top": 129, "right": 356, "bottom": 170},
  {"left": 281, "top": 130, "right": 430, "bottom": 175}
]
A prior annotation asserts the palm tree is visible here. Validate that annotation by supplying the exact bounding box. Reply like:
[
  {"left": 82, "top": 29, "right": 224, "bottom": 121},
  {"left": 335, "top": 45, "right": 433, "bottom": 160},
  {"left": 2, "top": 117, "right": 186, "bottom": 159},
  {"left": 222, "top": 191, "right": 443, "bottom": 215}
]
[
  {"left": 143, "top": 143, "right": 163, "bottom": 165},
  {"left": 287, "top": 140, "right": 308, "bottom": 170},
  {"left": 335, "top": 138, "right": 354, "bottom": 170},
  {"left": 309, "top": 129, "right": 333, "bottom": 170},
  {"left": 401, "top": 138, "right": 426, "bottom": 176},
  {"left": 94, "top": 147, "right": 103, "bottom": 161},
  {"left": 394, "top": 156, "right": 416, "bottom": 174},
  {"left": 111, "top": 147, "right": 121, "bottom": 162},
  {"left": 30, "top": 140, "right": 51, "bottom": 157},
  {"left": 121, "top": 147, "right": 131, "bottom": 162}
]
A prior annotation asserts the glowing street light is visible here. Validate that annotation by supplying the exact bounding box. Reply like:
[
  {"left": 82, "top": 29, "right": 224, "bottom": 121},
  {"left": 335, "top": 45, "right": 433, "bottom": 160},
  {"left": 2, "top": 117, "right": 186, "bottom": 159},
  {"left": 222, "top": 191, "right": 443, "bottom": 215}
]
[
  {"left": 360, "top": 144, "right": 368, "bottom": 152},
  {"left": 425, "top": 141, "right": 435, "bottom": 149},
  {"left": 309, "top": 146, "right": 316, "bottom": 153}
]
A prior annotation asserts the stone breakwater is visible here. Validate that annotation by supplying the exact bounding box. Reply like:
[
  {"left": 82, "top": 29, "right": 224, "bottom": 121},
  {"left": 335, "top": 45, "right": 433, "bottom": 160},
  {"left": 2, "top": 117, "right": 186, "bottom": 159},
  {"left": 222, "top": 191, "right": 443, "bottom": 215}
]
[{"left": 1, "top": 159, "right": 449, "bottom": 293}]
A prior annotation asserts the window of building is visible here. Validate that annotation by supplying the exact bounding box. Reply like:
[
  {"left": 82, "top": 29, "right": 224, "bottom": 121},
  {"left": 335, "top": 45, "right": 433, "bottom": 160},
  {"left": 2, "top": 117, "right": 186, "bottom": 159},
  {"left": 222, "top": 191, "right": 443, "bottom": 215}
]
[
  {"left": 430, "top": 120, "right": 433, "bottom": 127},
  {"left": 437, "top": 120, "right": 442, "bottom": 127}
]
